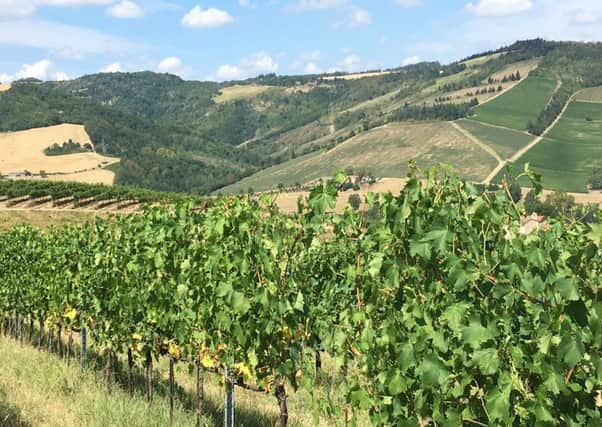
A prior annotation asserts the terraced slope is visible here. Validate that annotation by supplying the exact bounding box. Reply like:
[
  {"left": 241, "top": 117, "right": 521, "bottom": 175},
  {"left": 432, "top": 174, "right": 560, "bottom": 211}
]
[
  {"left": 471, "top": 75, "right": 558, "bottom": 131},
  {"left": 502, "top": 100, "right": 602, "bottom": 192},
  {"left": 456, "top": 119, "right": 535, "bottom": 159},
  {"left": 219, "top": 122, "right": 498, "bottom": 194}
]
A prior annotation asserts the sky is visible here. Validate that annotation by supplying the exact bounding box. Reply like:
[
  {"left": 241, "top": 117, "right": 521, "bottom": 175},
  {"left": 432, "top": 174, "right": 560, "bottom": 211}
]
[{"left": 1, "top": 0, "right": 602, "bottom": 83}]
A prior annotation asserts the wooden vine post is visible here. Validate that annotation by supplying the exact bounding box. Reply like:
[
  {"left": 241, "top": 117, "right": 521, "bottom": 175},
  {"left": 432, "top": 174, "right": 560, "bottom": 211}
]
[
  {"left": 195, "top": 355, "right": 204, "bottom": 426},
  {"left": 80, "top": 326, "right": 87, "bottom": 370},
  {"left": 169, "top": 356, "right": 175, "bottom": 424},
  {"left": 275, "top": 380, "right": 288, "bottom": 427},
  {"left": 146, "top": 350, "right": 153, "bottom": 403},
  {"left": 127, "top": 348, "right": 134, "bottom": 396}
]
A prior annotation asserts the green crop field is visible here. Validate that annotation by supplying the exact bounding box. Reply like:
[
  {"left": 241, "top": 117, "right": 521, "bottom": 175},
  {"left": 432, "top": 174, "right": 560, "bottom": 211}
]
[
  {"left": 456, "top": 118, "right": 535, "bottom": 159},
  {"left": 219, "top": 122, "right": 498, "bottom": 193},
  {"left": 500, "top": 101, "right": 602, "bottom": 192},
  {"left": 471, "top": 75, "right": 558, "bottom": 131}
]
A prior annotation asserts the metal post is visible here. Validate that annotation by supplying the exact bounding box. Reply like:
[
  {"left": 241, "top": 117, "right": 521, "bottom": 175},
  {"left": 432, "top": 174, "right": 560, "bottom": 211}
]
[
  {"left": 224, "top": 366, "right": 234, "bottom": 427},
  {"left": 80, "top": 326, "right": 87, "bottom": 370}
]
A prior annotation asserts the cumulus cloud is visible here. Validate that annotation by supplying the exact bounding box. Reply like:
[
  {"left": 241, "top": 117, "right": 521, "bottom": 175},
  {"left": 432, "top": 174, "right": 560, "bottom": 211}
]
[
  {"left": 15, "top": 59, "right": 51, "bottom": 80},
  {"left": 107, "top": 0, "right": 144, "bottom": 18},
  {"left": 402, "top": 55, "right": 420, "bottom": 66},
  {"left": 213, "top": 51, "right": 278, "bottom": 81},
  {"left": 465, "top": 0, "right": 533, "bottom": 17},
  {"left": 182, "top": 5, "right": 234, "bottom": 28},
  {"left": 53, "top": 71, "right": 69, "bottom": 81},
  {"left": 304, "top": 62, "right": 322, "bottom": 74},
  {"left": 349, "top": 7, "right": 371, "bottom": 27},
  {"left": 100, "top": 62, "right": 123, "bottom": 73},
  {"left": 157, "top": 56, "right": 187, "bottom": 76}
]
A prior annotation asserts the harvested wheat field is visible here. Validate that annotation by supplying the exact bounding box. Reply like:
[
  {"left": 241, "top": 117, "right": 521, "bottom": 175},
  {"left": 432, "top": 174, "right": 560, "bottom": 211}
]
[
  {"left": 0, "top": 83, "right": 11, "bottom": 92},
  {"left": 0, "top": 124, "right": 118, "bottom": 184},
  {"left": 322, "top": 71, "right": 391, "bottom": 81},
  {"left": 214, "top": 84, "right": 276, "bottom": 103}
]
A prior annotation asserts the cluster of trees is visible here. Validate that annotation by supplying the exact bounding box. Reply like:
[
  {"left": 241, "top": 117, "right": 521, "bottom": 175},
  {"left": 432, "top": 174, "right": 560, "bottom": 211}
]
[
  {"left": 524, "top": 190, "right": 600, "bottom": 223},
  {"left": 589, "top": 166, "right": 602, "bottom": 190},
  {"left": 43, "top": 139, "right": 89, "bottom": 156},
  {"left": 501, "top": 71, "right": 522, "bottom": 82},
  {"left": 527, "top": 83, "right": 573, "bottom": 135},
  {"left": 392, "top": 98, "right": 479, "bottom": 122}
]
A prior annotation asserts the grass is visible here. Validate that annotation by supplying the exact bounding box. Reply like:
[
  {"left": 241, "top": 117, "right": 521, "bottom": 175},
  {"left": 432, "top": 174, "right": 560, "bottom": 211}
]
[
  {"left": 461, "top": 53, "right": 503, "bottom": 68},
  {"left": 0, "top": 326, "right": 363, "bottom": 426},
  {"left": 0, "top": 210, "right": 101, "bottom": 231},
  {"left": 499, "top": 101, "right": 602, "bottom": 192},
  {"left": 218, "top": 122, "right": 497, "bottom": 193},
  {"left": 575, "top": 86, "right": 602, "bottom": 102},
  {"left": 214, "top": 85, "right": 277, "bottom": 103},
  {"left": 456, "top": 119, "right": 535, "bottom": 159},
  {"left": 471, "top": 75, "right": 557, "bottom": 131}
]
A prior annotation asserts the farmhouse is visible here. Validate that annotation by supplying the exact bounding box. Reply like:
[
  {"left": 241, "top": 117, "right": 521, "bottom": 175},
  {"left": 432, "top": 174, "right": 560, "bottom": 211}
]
[{"left": 520, "top": 213, "right": 548, "bottom": 235}]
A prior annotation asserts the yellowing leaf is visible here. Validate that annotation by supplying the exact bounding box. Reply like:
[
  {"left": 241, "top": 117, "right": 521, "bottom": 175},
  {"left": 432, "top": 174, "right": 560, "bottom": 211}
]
[
  {"left": 233, "top": 362, "right": 253, "bottom": 381},
  {"left": 63, "top": 307, "right": 78, "bottom": 321},
  {"left": 168, "top": 342, "right": 181, "bottom": 361},
  {"left": 596, "top": 390, "right": 602, "bottom": 408},
  {"left": 201, "top": 355, "right": 215, "bottom": 369}
]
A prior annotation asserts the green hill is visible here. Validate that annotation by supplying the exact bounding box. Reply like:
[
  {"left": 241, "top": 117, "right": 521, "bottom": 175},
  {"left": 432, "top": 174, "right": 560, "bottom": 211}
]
[{"left": 2, "top": 39, "right": 602, "bottom": 194}]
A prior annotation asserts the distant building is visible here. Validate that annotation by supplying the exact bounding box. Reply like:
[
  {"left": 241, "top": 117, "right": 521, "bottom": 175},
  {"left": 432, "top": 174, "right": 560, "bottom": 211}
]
[
  {"left": 6, "top": 170, "right": 32, "bottom": 178},
  {"left": 520, "top": 213, "right": 548, "bottom": 235}
]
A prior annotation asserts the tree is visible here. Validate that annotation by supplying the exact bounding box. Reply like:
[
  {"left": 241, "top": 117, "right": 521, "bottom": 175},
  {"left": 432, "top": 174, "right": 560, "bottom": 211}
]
[
  {"left": 523, "top": 190, "right": 542, "bottom": 214},
  {"left": 277, "top": 183, "right": 285, "bottom": 192},
  {"left": 589, "top": 167, "right": 602, "bottom": 190},
  {"left": 348, "top": 194, "right": 361, "bottom": 210},
  {"left": 509, "top": 182, "right": 522, "bottom": 203}
]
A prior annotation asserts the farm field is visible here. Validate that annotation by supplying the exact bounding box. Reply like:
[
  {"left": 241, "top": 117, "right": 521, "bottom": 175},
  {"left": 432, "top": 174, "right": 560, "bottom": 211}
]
[
  {"left": 0, "top": 210, "right": 98, "bottom": 231},
  {"left": 471, "top": 75, "right": 558, "bottom": 131},
  {"left": 220, "top": 122, "right": 497, "bottom": 193},
  {"left": 0, "top": 124, "right": 118, "bottom": 184},
  {"left": 461, "top": 52, "right": 503, "bottom": 67},
  {"left": 456, "top": 118, "right": 535, "bottom": 159},
  {"left": 575, "top": 86, "right": 602, "bottom": 102},
  {"left": 321, "top": 70, "right": 391, "bottom": 81},
  {"left": 213, "top": 84, "right": 276, "bottom": 103},
  {"left": 501, "top": 100, "right": 602, "bottom": 192}
]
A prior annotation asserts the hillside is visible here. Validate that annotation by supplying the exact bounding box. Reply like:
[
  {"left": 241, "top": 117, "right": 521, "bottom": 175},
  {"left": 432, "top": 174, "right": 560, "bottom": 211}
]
[{"left": 2, "top": 39, "right": 602, "bottom": 194}]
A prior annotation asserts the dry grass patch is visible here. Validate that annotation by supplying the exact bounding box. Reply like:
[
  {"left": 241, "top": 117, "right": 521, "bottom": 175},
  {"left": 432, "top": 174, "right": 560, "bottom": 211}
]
[
  {"left": 575, "top": 86, "right": 602, "bottom": 102},
  {"left": 321, "top": 71, "right": 391, "bottom": 81},
  {"left": 214, "top": 84, "right": 276, "bottom": 103},
  {"left": 0, "top": 124, "right": 118, "bottom": 183}
]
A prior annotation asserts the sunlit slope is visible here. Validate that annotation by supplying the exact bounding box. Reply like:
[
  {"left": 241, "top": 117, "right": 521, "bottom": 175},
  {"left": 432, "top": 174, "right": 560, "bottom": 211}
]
[
  {"left": 500, "top": 101, "right": 602, "bottom": 192},
  {"left": 472, "top": 75, "right": 558, "bottom": 131},
  {"left": 219, "top": 122, "right": 498, "bottom": 194}
]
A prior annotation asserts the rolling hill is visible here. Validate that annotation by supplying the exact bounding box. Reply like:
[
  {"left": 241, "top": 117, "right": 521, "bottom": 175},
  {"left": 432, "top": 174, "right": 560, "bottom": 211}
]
[{"left": 1, "top": 39, "right": 602, "bottom": 195}]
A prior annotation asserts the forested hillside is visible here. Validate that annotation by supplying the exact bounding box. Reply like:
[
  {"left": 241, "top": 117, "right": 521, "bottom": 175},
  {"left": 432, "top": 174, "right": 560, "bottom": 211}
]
[{"left": 2, "top": 39, "right": 602, "bottom": 194}]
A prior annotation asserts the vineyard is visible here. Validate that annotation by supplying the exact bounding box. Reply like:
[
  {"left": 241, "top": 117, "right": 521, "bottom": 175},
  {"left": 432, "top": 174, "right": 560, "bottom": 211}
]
[
  {"left": 0, "top": 179, "right": 203, "bottom": 209},
  {"left": 1, "top": 167, "right": 601, "bottom": 426}
]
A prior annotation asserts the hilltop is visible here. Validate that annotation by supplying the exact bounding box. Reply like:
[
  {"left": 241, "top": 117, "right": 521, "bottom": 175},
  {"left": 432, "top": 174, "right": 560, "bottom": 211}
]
[{"left": 1, "top": 39, "right": 602, "bottom": 194}]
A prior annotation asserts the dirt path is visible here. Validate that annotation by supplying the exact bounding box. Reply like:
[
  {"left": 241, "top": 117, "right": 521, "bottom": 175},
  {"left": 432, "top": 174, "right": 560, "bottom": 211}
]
[
  {"left": 482, "top": 85, "right": 581, "bottom": 184},
  {"left": 450, "top": 121, "right": 503, "bottom": 164}
]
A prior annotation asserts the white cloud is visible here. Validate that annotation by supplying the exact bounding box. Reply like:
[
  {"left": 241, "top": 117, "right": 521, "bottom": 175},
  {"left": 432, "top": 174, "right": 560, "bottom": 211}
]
[
  {"left": 349, "top": 7, "right": 371, "bottom": 27},
  {"left": 14, "top": 59, "right": 51, "bottom": 80},
  {"left": 182, "top": 5, "right": 234, "bottom": 28},
  {"left": 107, "top": 0, "right": 144, "bottom": 19},
  {"left": 402, "top": 55, "right": 420, "bottom": 66},
  {"left": 304, "top": 62, "right": 322, "bottom": 74},
  {"left": 100, "top": 62, "right": 123, "bottom": 73},
  {"left": 0, "top": 72, "right": 12, "bottom": 82},
  {"left": 157, "top": 56, "right": 186, "bottom": 76},
  {"left": 53, "top": 71, "right": 69, "bottom": 81},
  {"left": 0, "top": 0, "right": 115, "bottom": 19},
  {"left": 212, "top": 51, "right": 278, "bottom": 81},
  {"left": 341, "top": 54, "right": 361, "bottom": 71},
  {"left": 396, "top": 0, "right": 422, "bottom": 6},
  {"left": 0, "top": 19, "right": 140, "bottom": 58},
  {"left": 216, "top": 64, "right": 241, "bottom": 80},
  {"left": 465, "top": 0, "right": 533, "bottom": 17},
  {"left": 293, "top": 0, "right": 347, "bottom": 11}
]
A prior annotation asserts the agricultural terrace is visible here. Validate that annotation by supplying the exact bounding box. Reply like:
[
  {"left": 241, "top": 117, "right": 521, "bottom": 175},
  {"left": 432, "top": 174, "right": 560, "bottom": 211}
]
[
  {"left": 457, "top": 119, "right": 535, "bottom": 160},
  {"left": 213, "top": 85, "right": 276, "bottom": 103},
  {"left": 471, "top": 75, "right": 558, "bottom": 131},
  {"left": 504, "top": 101, "right": 602, "bottom": 192},
  {"left": 220, "top": 122, "right": 497, "bottom": 193},
  {"left": 575, "top": 86, "right": 602, "bottom": 102},
  {"left": 0, "top": 124, "right": 118, "bottom": 184}
]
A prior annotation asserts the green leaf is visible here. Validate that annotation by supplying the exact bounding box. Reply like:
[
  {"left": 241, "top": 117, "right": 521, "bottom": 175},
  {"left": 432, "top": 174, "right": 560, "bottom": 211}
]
[
  {"left": 559, "top": 336, "right": 584, "bottom": 367},
  {"left": 293, "top": 291, "right": 304, "bottom": 311},
  {"left": 231, "top": 291, "right": 250, "bottom": 315},
  {"left": 486, "top": 380, "right": 511, "bottom": 422},
  {"left": 418, "top": 355, "right": 449, "bottom": 387},
  {"left": 462, "top": 319, "right": 497, "bottom": 349},
  {"left": 387, "top": 370, "right": 406, "bottom": 395},
  {"left": 555, "top": 277, "right": 579, "bottom": 301},
  {"left": 472, "top": 348, "right": 500, "bottom": 375},
  {"left": 217, "top": 282, "right": 233, "bottom": 298}
]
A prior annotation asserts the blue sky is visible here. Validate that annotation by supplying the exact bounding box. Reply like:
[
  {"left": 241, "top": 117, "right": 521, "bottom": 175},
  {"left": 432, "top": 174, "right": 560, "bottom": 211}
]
[{"left": 1, "top": 0, "right": 602, "bottom": 83}]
